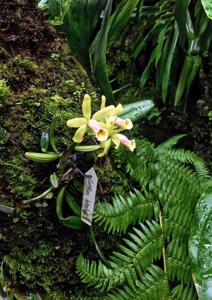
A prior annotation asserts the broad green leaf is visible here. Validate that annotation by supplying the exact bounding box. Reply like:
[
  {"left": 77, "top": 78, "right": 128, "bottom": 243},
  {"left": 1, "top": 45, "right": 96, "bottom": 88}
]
[
  {"left": 120, "top": 100, "right": 154, "bottom": 121},
  {"left": 201, "top": 0, "right": 212, "bottom": 19},
  {"left": 91, "top": 0, "right": 114, "bottom": 103},
  {"left": 189, "top": 190, "right": 212, "bottom": 300}
]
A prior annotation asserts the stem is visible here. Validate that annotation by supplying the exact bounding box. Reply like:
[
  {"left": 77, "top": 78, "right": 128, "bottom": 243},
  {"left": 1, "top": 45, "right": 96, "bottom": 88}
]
[
  {"left": 0, "top": 159, "right": 25, "bottom": 171},
  {"left": 159, "top": 210, "right": 167, "bottom": 275},
  {"left": 159, "top": 206, "right": 170, "bottom": 300},
  {"left": 22, "top": 187, "right": 53, "bottom": 204},
  {"left": 50, "top": 120, "right": 59, "bottom": 153},
  {"left": 90, "top": 227, "right": 111, "bottom": 268}
]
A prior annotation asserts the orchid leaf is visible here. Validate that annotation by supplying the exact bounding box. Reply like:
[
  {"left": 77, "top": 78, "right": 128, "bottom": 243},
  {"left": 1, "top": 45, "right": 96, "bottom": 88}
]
[
  {"left": 175, "top": 0, "right": 191, "bottom": 48},
  {"left": 162, "top": 23, "right": 179, "bottom": 102},
  {"left": 90, "top": 0, "right": 114, "bottom": 103},
  {"left": 108, "top": 0, "right": 139, "bottom": 44},
  {"left": 120, "top": 100, "right": 154, "bottom": 121},
  {"left": 189, "top": 190, "right": 212, "bottom": 300}
]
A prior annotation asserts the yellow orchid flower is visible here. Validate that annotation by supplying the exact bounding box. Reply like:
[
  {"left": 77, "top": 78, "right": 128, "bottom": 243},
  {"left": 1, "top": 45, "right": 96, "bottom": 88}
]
[
  {"left": 98, "top": 133, "right": 136, "bottom": 157},
  {"left": 67, "top": 94, "right": 91, "bottom": 143},
  {"left": 113, "top": 117, "right": 133, "bottom": 130},
  {"left": 98, "top": 139, "right": 112, "bottom": 157},
  {"left": 112, "top": 134, "right": 136, "bottom": 151},
  {"left": 88, "top": 120, "right": 108, "bottom": 142},
  {"left": 67, "top": 93, "right": 135, "bottom": 157}
]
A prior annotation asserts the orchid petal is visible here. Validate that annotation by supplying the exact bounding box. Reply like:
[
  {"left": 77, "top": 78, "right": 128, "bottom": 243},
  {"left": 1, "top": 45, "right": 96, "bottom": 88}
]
[
  {"left": 115, "top": 134, "right": 136, "bottom": 151},
  {"left": 112, "top": 135, "right": 121, "bottom": 149},
  {"left": 72, "top": 125, "right": 87, "bottom": 143},
  {"left": 88, "top": 119, "right": 100, "bottom": 134},
  {"left": 82, "top": 94, "right": 91, "bottom": 120},
  {"left": 92, "top": 105, "right": 116, "bottom": 121},
  {"left": 124, "top": 119, "right": 133, "bottom": 129},
  {"left": 96, "top": 128, "right": 108, "bottom": 142},
  {"left": 67, "top": 118, "right": 87, "bottom": 128},
  {"left": 114, "top": 118, "right": 126, "bottom": 127},
  {"left": 114, "top": 103, "right": 123, "bottom": 115},
  {"left": 100, "top": 95, "right": 106, "bottom": 109},
  {"left": 98, "top": 139, "right": 112, "bottom": 157}
]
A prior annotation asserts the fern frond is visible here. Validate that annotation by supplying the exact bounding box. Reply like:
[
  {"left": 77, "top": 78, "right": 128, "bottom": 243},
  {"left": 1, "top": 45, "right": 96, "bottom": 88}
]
[
  {"left": 76, "top": 254, "right": 121, "bottom": 292},
  {"left": 110, "top": 221, "right": 162, "bottom": 269},
  {"left": 164, "top": 204, "right": 194, "bottom": 240},
  {"left": 159, "top": 148, "right": 210, "bottom": 178},
  {"left": 120, "top": 139, "right": 157, "bottom": 188},
  {"left": 156, "top": 159, "right": 202, "bottom": 207},
  {"left": 104, "top": 265, "right": 169, "bottom": 300},
  {"left": 167, "top": 240, "right": 192, "bottom": 284},
  {"left": 77, "top": 221, "right": 163, "bottom": 291},
  {"left": 167, "top": 256, "right": 192, "bottom": 283},
  {"left": 157, "top": 134, "right": 186, "bottom": 150},
  {"left": 171, "top": 284, "right": 198, "bottom": 300},
  {"left": 94, "top": 189, "right": 155, "bottom": 233},
  {"left": 77, "top": 137, "right": 206, "bottom": 298}
]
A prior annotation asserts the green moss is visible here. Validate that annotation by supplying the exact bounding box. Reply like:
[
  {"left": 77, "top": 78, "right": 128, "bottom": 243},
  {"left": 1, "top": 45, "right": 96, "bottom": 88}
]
[
  {"left": 12, "top": 55, "right": 38, "bottom": 72},
  {"left": 3, "top": 241, "right": 72, "bottom": 294},
  {"left": 95, "top": 157, "right": 129, "bottom": 195},
  {"left": 0, "top": 79, "right": 10, "bottom": 103}
]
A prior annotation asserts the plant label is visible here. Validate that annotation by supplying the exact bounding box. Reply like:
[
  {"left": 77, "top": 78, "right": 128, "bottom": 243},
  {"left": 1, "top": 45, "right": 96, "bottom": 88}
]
[{"left": 81, "top": 167, "right": 98, "bottom": 226}]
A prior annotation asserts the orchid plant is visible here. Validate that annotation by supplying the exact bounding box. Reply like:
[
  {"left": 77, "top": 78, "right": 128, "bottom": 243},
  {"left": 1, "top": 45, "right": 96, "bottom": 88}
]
[
  {"left": 67, "top": 94, "right": 136, "bottom": 157},
  {"left": 23, "top": 94, "right": 153, "bottom": 229}
]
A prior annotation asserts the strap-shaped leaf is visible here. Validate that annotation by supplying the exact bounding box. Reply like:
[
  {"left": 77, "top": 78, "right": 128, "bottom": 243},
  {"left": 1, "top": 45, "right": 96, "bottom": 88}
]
[
  {"left": 108, "top": 0, "right": 139, "bottom": 44},
  {"left": 90, "top": 0, "right": 114, "bottom": 103}
]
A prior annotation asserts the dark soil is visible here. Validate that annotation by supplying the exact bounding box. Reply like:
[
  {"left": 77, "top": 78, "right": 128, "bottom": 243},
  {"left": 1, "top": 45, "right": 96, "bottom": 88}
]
[
  {"left": 0, "top": 1, "right": 101, "bottom": 298},
  {"left": 0, "top": 0, "right": 62, "bottom": 60}
]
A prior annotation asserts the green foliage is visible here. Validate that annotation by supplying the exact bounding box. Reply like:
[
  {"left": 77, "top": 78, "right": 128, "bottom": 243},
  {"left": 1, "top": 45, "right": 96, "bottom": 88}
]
[
  {"left": 40, "top": 0, "right": 139, "bottom": 103},
  {"left": 0, "top": 79, "right": 9, "bottom": 102},
  {"left": 2, "top": 241, "right": 72, "bottom": 294},
  {"left": 135, "top": 0, "right": 212, "bottom": 106},
  {"left": 77, "top": 220, "right": 163, "bottom": 291},
  {"left": 171, "top": 284, "right": 198, "bottom": 300},
  {"left": 94, "top": 189, "right": 155, "bottom": 233},
  {"left": 90, "top": 0, "right": 114, "bottom": 102},
  {"left": 189, "top": 189, "right": 212, "bottom": 300},
  {"left": 104, "top": 265, "right": 169, "bottom": 300},
  {"left": 76, "top": 136, "right": 211, "bottom": 298}
]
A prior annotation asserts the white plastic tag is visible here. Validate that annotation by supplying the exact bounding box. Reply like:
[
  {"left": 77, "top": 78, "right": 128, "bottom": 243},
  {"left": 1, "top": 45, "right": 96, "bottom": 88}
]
[{"left": 81, "top": 167, "right": 98, "bottom": 226}]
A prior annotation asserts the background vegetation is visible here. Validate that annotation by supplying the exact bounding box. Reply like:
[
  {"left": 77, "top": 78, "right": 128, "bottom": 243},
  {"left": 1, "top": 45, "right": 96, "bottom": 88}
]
[{"left": 0, "top": 0, "right": 211, "bottom": 299}]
